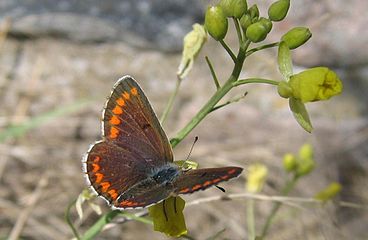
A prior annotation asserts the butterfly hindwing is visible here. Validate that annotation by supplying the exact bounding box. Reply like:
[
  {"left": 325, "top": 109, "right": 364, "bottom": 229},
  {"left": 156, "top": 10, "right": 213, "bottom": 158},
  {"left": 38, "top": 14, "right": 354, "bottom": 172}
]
[
  {"left": 102, "top": 76, "right": 173, "bottom": 164},
  {"left": 174, "top": 167, "right": 243, "bottom": 194},
  {"left": 84, "top": 141, "right": 152, "bottom": 205}
]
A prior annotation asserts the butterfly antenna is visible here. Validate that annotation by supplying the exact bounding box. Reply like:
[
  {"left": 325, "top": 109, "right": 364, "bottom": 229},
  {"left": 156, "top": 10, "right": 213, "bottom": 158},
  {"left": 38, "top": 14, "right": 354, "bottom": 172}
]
[
  {"left": 185, "top": 136, "right": 198, "bottom": 162},
  {"left": 181, "top": 136, "right": 198, "bottom": 170}
]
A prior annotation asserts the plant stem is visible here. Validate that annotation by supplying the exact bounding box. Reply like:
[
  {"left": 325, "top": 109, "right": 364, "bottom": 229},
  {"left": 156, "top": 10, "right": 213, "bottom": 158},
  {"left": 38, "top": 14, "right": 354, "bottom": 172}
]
[
  {"left": 81, "top": 210, "right": 120, "bottom": 240},
  {"left": 205, "top": 56, "right": 220, "bottom": 89},
  {"left": 233, "top": 17, "right": 243, "bottom": 45},
  {"left": 234, "top": 78, "right": 279, "bottom": 87},
  {"left": 210, "top": 92, "right": 247, "bottom": 113},
  {"left": 246, "top": 42, "right": 279, "bottom": 57},
  {"left": 65, "top": 199, "right": 80, "bottom": 240},
  {"left": 170, "top": 45, "right": 247, "bottom": 148},
  {"left": 247, "top": 199, "right": 255, "bottom": 240},
  {"left": 260, "top": 176, "right": 298, "bottom": 239},
  {"left": 160, "top": 76, "right": 181, "bottom": 124},
  {"left": 219, "top": 39, "right": 237, "bottom": 63}
]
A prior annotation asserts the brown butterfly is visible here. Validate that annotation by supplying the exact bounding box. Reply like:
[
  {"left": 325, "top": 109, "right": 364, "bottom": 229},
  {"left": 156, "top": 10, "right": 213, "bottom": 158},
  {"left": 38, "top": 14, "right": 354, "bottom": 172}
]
[{"left": 82, "top": 76, "right": 243, "bottom": 209}]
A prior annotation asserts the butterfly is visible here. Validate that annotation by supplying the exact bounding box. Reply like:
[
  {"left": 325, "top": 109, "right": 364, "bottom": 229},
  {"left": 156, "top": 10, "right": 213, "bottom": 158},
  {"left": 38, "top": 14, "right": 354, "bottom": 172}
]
[{"left": 82, "top": 76, "right": 243, "bottom": 209}]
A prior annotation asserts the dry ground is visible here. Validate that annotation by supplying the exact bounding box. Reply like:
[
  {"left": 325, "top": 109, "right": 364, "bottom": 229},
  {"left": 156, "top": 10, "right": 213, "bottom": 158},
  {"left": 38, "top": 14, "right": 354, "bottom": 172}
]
[{"left": 0, "top": 28, "right": 367, "bottom": 239}]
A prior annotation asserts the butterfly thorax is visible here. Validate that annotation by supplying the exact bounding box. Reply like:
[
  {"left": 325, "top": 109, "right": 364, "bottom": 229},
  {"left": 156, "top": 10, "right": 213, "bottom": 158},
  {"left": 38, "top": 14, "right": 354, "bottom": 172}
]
[
  {"left": 150, "top": 163, "right": 180, "bottom": 185},
  {"left": 115, "top": 163, "right": 181, "bottom": 206}
]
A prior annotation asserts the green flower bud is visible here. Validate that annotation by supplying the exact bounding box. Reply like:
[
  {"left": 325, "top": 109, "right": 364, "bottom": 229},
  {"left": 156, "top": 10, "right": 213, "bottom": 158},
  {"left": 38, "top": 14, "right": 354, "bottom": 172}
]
[
  {"left": 295, "top": 156, "right": 315, "bottom": 177},
  {"left": 240, "top": 14, "right": 252, "bottom": 31},
  {"left": 219, "top": 0, "right": 248, "bottom": 18},
  {"left": 283, "top": 153, "right": 297, "bottom": 172},
  {"left": 314, "top": 182, "right": 342, "bottom": 202},
  {"left": 299, "top": 143, "right": 313, "bottom": 160},
  {"left": 248, "top": 4, "right": 259, "bottom": 22},
  {"left": 268, "top": 0, "right": 290, "bottom": 22},
  {"left": 278, "top": 81, "right": 292, "bottom": 98},
  {"left": 281, "top": 27, "right": 312, "bottom": 49},
  {"left": 295, "top": 144, "right": 315, "bottom": 177},
  {"left": 289, "top": 67, "right": 343, "bottom": 103},
  {"left": 205, "top": 6, "right": 228, "bottom": 41},
  {"left": 258, "top": 17, "right": 273, "bottom": 33},
  {"left": 246, "top": 21, "right": 268, "bottom": 42}
]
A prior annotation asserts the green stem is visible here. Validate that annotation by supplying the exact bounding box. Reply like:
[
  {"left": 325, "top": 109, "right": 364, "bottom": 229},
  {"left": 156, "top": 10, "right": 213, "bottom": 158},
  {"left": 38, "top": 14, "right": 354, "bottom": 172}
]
[
  {"left": 246, "top": 42, "right": 279, "bottom": 57},
  {"left": 233, "top": 78, "right": 279, "bottom": 87},
  {"left": 210, "top": 92, "right": 247, "bottom": 113},
  {"left": 247, "top": 199, "right": 255, "bottom": 240},
  {"left": 220, "top": 39, "right": 237, "bottom": 63},
  {"left": 160, "top": 77, "right": 181, "bottom": 124},
  {"left": 205, "top": 56, "right": 220, "bottom": 89},
  {"left": 233, "top": 17, "right": 243, "bottom": 45},
  {"left": 170, "top": 45, "right": 247, "bottom": 148},
  {"left": 65, "top": 199, "right": 80, "bottom": 240},
  {"left": 81, "top": 210, "right": 120, "bottom": 240},
  {"left": 260, "top": 176, "right": 298, "bottom": 239}
]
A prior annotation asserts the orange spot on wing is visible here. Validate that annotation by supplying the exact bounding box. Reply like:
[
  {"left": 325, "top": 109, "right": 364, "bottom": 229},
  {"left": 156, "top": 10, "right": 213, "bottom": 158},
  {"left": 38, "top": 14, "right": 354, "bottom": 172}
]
[
  {"left": 203, "top": 181, "right": 212, "bottom": 187},
  {"left": 212, "top": 178, "right": 221, "bottom": 183},
  {"left": 179, "top": 188, "right": 190, "bottom": 193},
  {"left": 108, "top": 189, "right": 118, "bottom": 200},
  {"left": 109, "top": 127, "right": 119, "bottom": 139},
  {"left": 116, "top": 98, "right": 125, "bottom": 106},
  {"left": 95, "top": 173, "right": 104, "bottom": 183},
  {"left": 100, "top": 181, "right": 111, "bottom": 192},
  {"left": 121, "top": 200, "right": 136, "bottom": 207},
  {"left": 228, "top": 169, "right": 237, "bottom": 175},
  {"left": 93, "top": 156, "right": 101, "bottom": 163},
  {"left": 221, "top": 175, "right": 229, "bottom": 180},
  {"left": 112, "top": 105, "right": 123, "bottom": 115},
  {"left": 109, "top": 115, "right": 121, "bottom": 125},
  {"left": 122, "top": 92, "right": 130, "bottom": 100},
  {"left": 92, "top": 163, "right": 100, "bottom": 172},
  {"left": 192, "top": 184, "right": 202, "bottom": 191},
  {"left": 131, "top": 87, "right": 138, "bottom": 96}
]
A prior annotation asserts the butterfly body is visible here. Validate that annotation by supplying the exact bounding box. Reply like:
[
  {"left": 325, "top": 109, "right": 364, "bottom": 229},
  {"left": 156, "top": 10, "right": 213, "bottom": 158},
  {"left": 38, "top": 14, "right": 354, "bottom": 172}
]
[{"left": 83, "top": 76, "right": 243, "bottom": 209}]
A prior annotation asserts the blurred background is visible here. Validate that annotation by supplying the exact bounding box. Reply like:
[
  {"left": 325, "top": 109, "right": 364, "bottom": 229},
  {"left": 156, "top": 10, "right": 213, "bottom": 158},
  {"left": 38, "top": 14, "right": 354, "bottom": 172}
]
[{"left": 0, "top": 0, "right": 367, "bottom": 239}]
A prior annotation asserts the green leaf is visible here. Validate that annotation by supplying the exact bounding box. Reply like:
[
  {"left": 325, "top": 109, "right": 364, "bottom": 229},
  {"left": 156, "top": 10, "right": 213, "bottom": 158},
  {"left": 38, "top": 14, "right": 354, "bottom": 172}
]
[
  {"left": 278, "top": 41, "right": 293, "bottom": 80},
  {"left": 289, "top": 97, "right": 313, "bottom": 133},
  {"left": 148, "top": 197, "right": 187, "bottom": 237},
  {"left": 0, "top": 100, "right": 91, "bottom": 142}
]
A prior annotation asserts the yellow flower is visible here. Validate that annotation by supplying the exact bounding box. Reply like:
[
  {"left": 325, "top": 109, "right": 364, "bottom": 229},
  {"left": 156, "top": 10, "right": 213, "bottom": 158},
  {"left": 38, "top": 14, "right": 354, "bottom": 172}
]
[
  {"left": 289, "top": 67, "right": 343, "bottom": 103},
  {"left": 246, "top": 163, "right": 268, "bottom": 193}
]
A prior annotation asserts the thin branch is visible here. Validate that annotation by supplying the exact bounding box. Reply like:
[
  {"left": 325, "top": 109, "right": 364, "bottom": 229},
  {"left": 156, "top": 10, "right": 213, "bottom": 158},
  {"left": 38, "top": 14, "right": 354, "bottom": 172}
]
[
  {"left": 186, "top": 192, "right": 368, "bottom": 210},
  {"left": 160, "top": 76, "right": 181, "bottom": 124},
  {"left": 210, "top": 92, "right": 248, "bottom": 113},
  {"left": 233, "top": 17, "right": 243, "bottom": 45},
  {"left": 205, "top": 56, "right": 220, "bottom": 90},
  {"left": 65, "top": 199, "right": 81, "bottom": 239},
  {"left": 219, "top": 39, "right": 237, "bottom": 63},
  {"left": 233, "top": 78, "right": 279, "bottom": 87},
  {"left": 246, "top": 42, "right": 279, "bottom": 57}
]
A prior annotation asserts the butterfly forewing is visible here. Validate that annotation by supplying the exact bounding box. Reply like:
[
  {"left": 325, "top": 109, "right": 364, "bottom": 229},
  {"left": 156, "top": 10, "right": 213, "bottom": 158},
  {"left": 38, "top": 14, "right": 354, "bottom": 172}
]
[
  {"left": 174, "top": 167, "right": 243, "bottom": 194},
  {"left": 84, "top": 76, "right": 174, "bottom": 207},
  {"left": 102, "top": 76, "right": 173, "bottom": 164}
]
